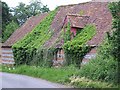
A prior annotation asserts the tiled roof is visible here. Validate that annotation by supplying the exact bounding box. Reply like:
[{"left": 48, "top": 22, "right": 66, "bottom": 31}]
[
  {"left": 67, "top": 14, "right": 89, "bottom": 28},
  {"left": 45, "top": 2, "right": 112, "bottom": 48},
  {"left": 2, "top": 13, "right": 48, "bottom": 47},
  {"left": 3, "top": 2, "right": 112, "bottom": 48}
]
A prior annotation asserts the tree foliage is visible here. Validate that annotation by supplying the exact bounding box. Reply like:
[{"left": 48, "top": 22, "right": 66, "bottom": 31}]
[
  {"left": 3, "top": 21, "right": 19, "bottom": 42},
  {"left": 109, "top": 1, "right": 120, "bottom": 61},
  {"left": 1, "top": 1, "right": 14, "bottom": 42},
  {"left": 1, "top": 0, "right": 50, "bottom": 42},
  {"left": 2, "top": 1, "right": 12, "bottom": 29},
  {"left": 12, "top": 0, "right": 50, "bottom": 25},
  {"left": 0, "top": 1, "right": 2, "bottom": 40},
  {"left": 109, "top": 1, "right": 120, "bottom": 84}
]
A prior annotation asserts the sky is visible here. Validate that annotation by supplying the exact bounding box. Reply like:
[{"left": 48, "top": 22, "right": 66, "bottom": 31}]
[{"left": 2, "top": 0, "right": 92, "bottom": 10}]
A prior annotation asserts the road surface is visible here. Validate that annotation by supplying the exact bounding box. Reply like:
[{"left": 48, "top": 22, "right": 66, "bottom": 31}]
[{"left": 0, "top": 72, "right": 70, "bottom": 88}]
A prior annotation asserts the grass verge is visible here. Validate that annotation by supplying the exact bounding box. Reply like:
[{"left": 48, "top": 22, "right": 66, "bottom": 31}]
[
  {"left": 2, "top": 65, "right": 78, "bottom": 84},
  {"left": 2, "top": 65, "right": 117, "bottom": 88},
  {"left": 0, "top": 64, "right": 2, "bottom": 72}
]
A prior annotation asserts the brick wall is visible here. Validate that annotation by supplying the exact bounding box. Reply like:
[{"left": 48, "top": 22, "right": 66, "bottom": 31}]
[
  {"left": 1, "top": 48, "right": 15, "bottom": 65},
  {"left": 53, "top": 49, "right": 65, "bottom": 67},
  {"left": 81, "top": 47, "right": 97, "bottom": 65}
]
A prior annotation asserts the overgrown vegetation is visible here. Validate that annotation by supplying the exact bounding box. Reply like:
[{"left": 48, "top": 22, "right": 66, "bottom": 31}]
[
  {"left": 69, "top": 76, "right": 116, "bottom": 88},
  {"left": 2, "top": 1, "right": 119, "bottom": 88},
  {"left": 108, "top": 1, "right": 120, "bottom": 62},
  {"left": 31, "top": 48, "right": 57, "bottom": 67},
  {"left": 12, "top": 12, "right": 96, "bottom": 68},
  {"left": 78, "top": 39, "right": 118, "bottom": 84},
  {"left": 2, "top": 65, "right": 78, "bottom": 84},
  {"left": 2, "top": 65, "right": 116, "bottom": 88},
  {"left": 63, "top": 24, "right": 96, "bottom": 67},
  {"left": 73, "top": 1, "right": 120, "bottom": 86},
  {"left": 12, "top": 8, "right": 58, "bottom": 66},
  {"left": 64, "top": 22, "right": 71, "bottom": 43}
]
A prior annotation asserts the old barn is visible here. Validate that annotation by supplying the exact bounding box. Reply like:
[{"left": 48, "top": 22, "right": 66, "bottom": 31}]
[{"left": 1, "top": 2, "right": 112, "bottom": 66}]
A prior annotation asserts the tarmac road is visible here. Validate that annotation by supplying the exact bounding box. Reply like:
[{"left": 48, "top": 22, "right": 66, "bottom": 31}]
[{"left": 1, "top": 72, "right": 70, "bottom": 88}]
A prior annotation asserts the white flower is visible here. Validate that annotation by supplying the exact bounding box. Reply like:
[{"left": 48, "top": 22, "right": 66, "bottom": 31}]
[{"left": 8, "top": 68, "right": 11, "bottom": 70}]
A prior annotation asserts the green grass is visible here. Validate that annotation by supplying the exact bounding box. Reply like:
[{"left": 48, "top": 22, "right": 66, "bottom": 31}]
[
  {"left": 2, "top": 65, "right": 117, "bottom": 88},
  {"left": 0, "top": 64, "right": 2, "bottom": 72},
  {"left": 2, "top": 65, "right": 78, "bottom": 84}
]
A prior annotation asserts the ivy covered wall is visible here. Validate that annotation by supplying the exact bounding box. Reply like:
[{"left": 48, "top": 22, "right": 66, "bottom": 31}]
[
  {"left": 12, "top": 8, "right": 58, "bottom": 66},
  {"left": 12, "top": 6, "right": 96, "bottom": 67},
  {"left": 63, "top": 24, "right": 96, "bottom": 67}
]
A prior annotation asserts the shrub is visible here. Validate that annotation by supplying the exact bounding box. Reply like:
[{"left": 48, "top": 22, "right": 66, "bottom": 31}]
[
  {"left": 78, "top": 36, "right": 118, "bottom": 84},
  {"left": 108, "top": 2, "right": 120, "bottom": 61}
]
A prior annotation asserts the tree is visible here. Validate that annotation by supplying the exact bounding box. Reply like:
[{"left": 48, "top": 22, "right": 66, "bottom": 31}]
[
  {"left": 2, "top": 1, "right": 12, "bottom": 29},
  {"left": 12, "top": 2, "right": 29, "bottom": 26},
  {"left": 12, "top": 0, "right": 50, "bottom": 26},
  {"left": 1, "top": 1, "right": 14, "bottom": 42},
  {"left": 0, "top": 1, "right": 2, "bottom": 41},
  {"left": 109, "top": 2, "right": 120, "bottom": 84},
  {"left": 41, "top": 5, "right": 50, "bottom": 13},
  {"left": 2, "top": 2, "right": 12, "bottom": 30},
  {"left": 109, "top": 1, "right": 120, "bottom": 61},
  {"left": 1, "top": 0, "right": 50, "bottom": 42},
  {"left": 2, "top": 21, "right": 19, "bottom": 42}
]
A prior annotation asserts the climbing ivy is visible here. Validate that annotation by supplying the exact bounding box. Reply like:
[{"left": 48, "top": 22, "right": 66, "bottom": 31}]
[
  {"left": 64, "top": 22, "right": 71, "bottom": 43},
  {"left": 30, "top": 48, "right": 57, "bottom": 67},
  {"left": 63, "top": 24, "right": 96, "bottom": 67},
  {"left": 12, "top": 8, "right": 58, "bottom": 66},
  {"left": 12, "top": 7, "right": 96, "bottom": 68}
]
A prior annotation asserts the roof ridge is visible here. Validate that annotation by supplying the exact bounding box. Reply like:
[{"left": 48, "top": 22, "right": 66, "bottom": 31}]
[
  {"left": 67, "top": 14, "right": 90, "bottom": 17},
  {"left": 58, "top": 2, "right": 91, "bottom": 8}
]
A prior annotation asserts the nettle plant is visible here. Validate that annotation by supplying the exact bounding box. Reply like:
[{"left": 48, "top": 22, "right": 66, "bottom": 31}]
[
  {"left": 63, "top": 24, "right": 96, "bottom": 67},
  {"left": 12, "top": 8, "right": 58, "bottom": 66}
]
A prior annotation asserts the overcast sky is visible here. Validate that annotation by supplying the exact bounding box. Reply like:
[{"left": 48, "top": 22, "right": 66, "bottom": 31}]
[{"left": 2, "top": 0, "right": 92, "bottom": 10}]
